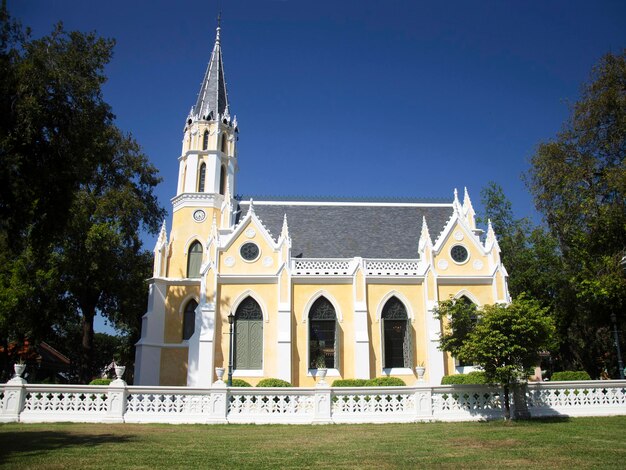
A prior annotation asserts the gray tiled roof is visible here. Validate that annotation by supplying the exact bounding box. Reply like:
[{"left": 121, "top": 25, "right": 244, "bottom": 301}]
[{"left": 237, "top": 199, "right": 453, "bottom": 259}]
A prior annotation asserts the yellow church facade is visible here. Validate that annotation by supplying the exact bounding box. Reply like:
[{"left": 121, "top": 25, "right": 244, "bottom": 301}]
[{"left": 134, "top": 24, "right": 510, "bottom": 387}]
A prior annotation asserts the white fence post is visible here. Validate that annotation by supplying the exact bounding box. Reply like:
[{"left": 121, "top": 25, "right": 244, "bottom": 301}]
[
  {"left": 414, "top": 387, "right": 433, "bottom": 420},
  {"left": 207, "top": 384, "right": 228, "bottom": 423},
  {"left": 0, "top": 374, "right": 27, "bottom": 423},
  {"left": 105, "top": 378, "right": 127, "bottom": 423},
  {"left": 313, "top": 386, "right": 332, "bottom": 424}
]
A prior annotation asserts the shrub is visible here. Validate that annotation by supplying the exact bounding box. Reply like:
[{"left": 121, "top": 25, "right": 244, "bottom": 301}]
[
  {"left": 89, "top": 378, "right": 112, "bottom": 386},
  {"left": 551, "top": 371, "right": 591, "bottom": 381},
  {"left": 332, "top": 379, "right": 369, "bottom": 387},
  {"left": 441, "top": 371, "right": 487, "bottom": 385},
  {"left": 365, "top": 377, "right": 406, "bottom": 386},
  {"left": 231, "top": 379, "right": 251, "bottom": 387},
  {"left": 257, "top": 378, "right": 292, "bottom": 387}
]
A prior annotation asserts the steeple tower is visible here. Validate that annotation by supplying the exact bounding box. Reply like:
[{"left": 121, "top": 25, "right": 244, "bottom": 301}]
[
  {"left": 174, "top": 18, "right": 238, "bottom": 226},
  {"left": 193, "top": 18, "right": 229, "bottom": 121}
]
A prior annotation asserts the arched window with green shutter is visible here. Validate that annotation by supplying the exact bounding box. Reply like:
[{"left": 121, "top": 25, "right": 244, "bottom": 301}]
[
  {"left": 187, "top": 241, "right": 202, "bottom": 278},
  {"left": 382, "top": 296, "right": 411, "bottom": 369},
  {"left": 183, "top": 299, "right": 197, "bottom": 340},
  {"left": 309, "top": 297, "right": 337, "bottom": 369},
  {"left": 234, "top": 297, "right": 263, "bottom": 370},
  {"left": 202, "top": 130, "right": 209, "bottom": 150}
]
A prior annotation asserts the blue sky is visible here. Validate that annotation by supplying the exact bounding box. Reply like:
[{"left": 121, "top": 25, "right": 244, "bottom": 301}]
[{"left": 11, "top": 1, "right": 625, "bottom": 333}]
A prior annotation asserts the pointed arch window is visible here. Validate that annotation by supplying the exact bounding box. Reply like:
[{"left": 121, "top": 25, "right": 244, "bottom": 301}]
[
  {"left": 382, "top": 297, "right": 412, "bottom": 369},
  {"left": 309, "top": 297, "right": 337, "bottom": 369},
  {"left": 198, "top": 163, "right": 206, "bottom": 192},
  {"left": 221, "top": 134, "right": 228, "bottom": 154},
  {"left": 234, "top": 297, "right": 263, "bottom": 370},
  {"left": 202, "top": 130, "right": 209, "bottom": 150},
  {"left": 219, "top": 165, "right": 226, "bottom": 195},
  {"left": 187, "top": 241, "right": 202, "bottom": 278},
  {"left": 183, "top": 299, "right": 198, "bottom": 340}
]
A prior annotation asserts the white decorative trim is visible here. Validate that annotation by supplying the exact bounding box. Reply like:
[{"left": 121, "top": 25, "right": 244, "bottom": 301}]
[
  {"left": 262, "top": 256, "right": 273, "bottom": 267},
  {"left": 183, "top": 236, "right": 204, "bottom": 255},
  {"left": 171, "top": 192, "right": 224, "bottom": 211},
  {"left": 224, "top": 256, "right": 235, "bottom": 267},
  {"left": 382, "top": 368, "right": 414, "bottom": 376},
  {"left": 292, "top": 258, "right": 352, "bottom": 276},
  {"left": 364, "top": 259, "right": 420, "bottom": 277},
  {"left": 230, "top": 290, "right": 270, "bottom": 323},
  {"left": 437, "top": 259, "right": 449, "bottom": 270},
  {"left": 453, "top": 231, "right": 464, "bottom": 241},
  {"left": 240, "top": 200, "right": 453, "bottom": 208},
  {"left": 473, "top": 260, "right": 484, "bottom": 270},
  {"left": 374, "top": 291, "right": 415, "bottom": 322},
  {"left": 301, "top": 290, "right": 344, "bottom": 324},
  {"left": 245, "top": 228, "right": 256, "bottom": 238},
  {"left": 306, "top": 368, "right": 341, "bottom": 377},
  {"left": 233, "top": 369, "right": 264, "bottom": 377},
  {"left": 452, "top": 289, "right": 482, "bottom": 306}
]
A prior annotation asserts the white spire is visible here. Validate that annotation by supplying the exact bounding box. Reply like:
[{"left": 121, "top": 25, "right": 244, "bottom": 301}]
[
  {"left": 418, "top": 216, "right": 432, "bottom": 251},
  {"left": 281, "top": 213, "right": 289, "bottom": 239},
  {"left": 453, "top": 188, "right": 463, "bottom": 215}
]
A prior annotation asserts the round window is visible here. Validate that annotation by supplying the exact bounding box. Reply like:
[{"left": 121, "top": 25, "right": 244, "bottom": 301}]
[
  {"left": 450, "top": 245, "right": 469, "bottom": 263},
  {"left": 240, "top": 242, "right": 260, "bottom": 261}
]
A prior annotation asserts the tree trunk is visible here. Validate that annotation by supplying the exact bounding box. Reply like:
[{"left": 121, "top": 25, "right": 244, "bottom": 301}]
[
  {"left": 80, "top": 308, "right": 96, "bottom": 384},
  {"left": 503, "top": 384, "right": 511, "bottom": 420}
]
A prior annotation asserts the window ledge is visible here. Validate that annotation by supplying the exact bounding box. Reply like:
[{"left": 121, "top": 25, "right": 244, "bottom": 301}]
[
  {"left": 233, "top": 369, "right": 264, "bottom": 377},
  {"left": 307, "top": 368, "right": 340, "bottom": 377},
  {"left": 455, "top": 365, "right": 480, "bottom": 374},
  {"left": 382, "top": 368, "right": 414, "bottom": 376}
]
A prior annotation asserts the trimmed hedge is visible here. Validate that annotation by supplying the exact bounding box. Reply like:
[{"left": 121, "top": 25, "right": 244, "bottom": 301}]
[
  {"left": 551, "top": 371, "right": 591, "bottom": 381},
  {"left": 332, "top": 379, "right": 369, "bottom": 387},
  {"left": 441, "top": 371, "right": 488, "bottom": 385},
  {"left": 257, "top": 378, "right": 292, "bottom": 387},
  {"left": 89, "top": 378, "right": 112, "bottom": 386},
  {"left": 366, "top": 377, "right": 406, "bottom": 387},
  {"left": 231, "top": 379, "right": 252, "bottom": 387}
]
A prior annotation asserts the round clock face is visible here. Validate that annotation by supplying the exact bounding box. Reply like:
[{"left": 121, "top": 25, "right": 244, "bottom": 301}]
[
  {"left": 193, "top": 210, "right": 206, "bottom": 222},
  {"left": 240, "top": 242, "right": 260, "bottom": 261}
]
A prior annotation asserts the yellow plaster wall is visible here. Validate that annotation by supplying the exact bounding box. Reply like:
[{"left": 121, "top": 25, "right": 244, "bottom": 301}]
[
  {"left": 214, "top": 283, "right": 279, "bottom": 382},
  {"left": 366, "top": 284, "right": 427, "bottom": 381},
  {"left": 168, "top": 207, "right": 220, "bottom": 278},
  {"left": 163, "top": 284, "right": 200, "bottom": 343},
  {"left": 218, "top": 220, "right": 279, "bottom": 275},
  {"left": 292, "top": 284, "right": 354, "bottom": 387},
  {"left": 434, "top": 222, "right": 490, "bottom": 276},
  {"left": 160, "top": 348, "right": 188, "bottom": 386}
]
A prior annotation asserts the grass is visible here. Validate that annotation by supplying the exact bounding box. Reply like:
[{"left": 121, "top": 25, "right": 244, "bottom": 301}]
[{"left": 0, "top": 416, "right": 625, "bottom": 469}]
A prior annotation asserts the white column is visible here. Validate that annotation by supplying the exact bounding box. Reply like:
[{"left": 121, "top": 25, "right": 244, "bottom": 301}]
[
  {"left": 425, "top": 300, "right": 445, "bottom": 385},
  {"left": 276, "top": 303, "right": 292, "bottom": 383},
  {"left": 353, "top": 304, "right": 370, "bottom": 379},
  {"left": 205, "top": 152, "right": 220, "bottom": 194},
  {"left": 134, "top": 280, "right": 166, "bottom": 385},
  {"left": 187, "top": 302, "right": 216, "bottom": 387},
  {"left": 184, "top": 153, "right": 199, "bottom": 193}
]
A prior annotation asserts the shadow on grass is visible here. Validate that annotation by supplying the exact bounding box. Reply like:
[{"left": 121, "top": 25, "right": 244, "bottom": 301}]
[{"left": 0, "top": 429, "right": 135, "bottom": 465}]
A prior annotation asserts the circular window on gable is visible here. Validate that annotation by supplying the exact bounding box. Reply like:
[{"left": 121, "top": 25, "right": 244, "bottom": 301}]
[
  {"left": 240, "top": 242, "right": 260, "bottom": 262},
  {"left": 450, "top": 245, "right": 469, "bottom": 264}
]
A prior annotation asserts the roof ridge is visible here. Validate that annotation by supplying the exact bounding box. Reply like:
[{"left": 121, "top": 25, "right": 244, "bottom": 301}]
[{"left": 236, "top": 194, "right": 450, "bottom": 204}]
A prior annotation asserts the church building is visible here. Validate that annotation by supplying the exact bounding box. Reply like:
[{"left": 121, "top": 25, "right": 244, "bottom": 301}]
[{"left": 134, "top": 24, "right": 510, "bottom": 387}]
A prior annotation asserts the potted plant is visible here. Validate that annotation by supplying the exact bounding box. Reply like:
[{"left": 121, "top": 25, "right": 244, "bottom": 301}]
[{"left": 415, "top": 362, "right": 426, "bottom": 381}]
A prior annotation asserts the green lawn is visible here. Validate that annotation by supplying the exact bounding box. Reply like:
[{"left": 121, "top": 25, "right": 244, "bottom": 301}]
[{"left": 0, "top": 416, "right": 624, "bottom": 469}]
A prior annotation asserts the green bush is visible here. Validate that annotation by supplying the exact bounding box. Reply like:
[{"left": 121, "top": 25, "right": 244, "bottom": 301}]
[
  {"left": 231, "top": 379, "right": 252, "bottom": 387},
  {"left": 332, "top": 379, "right": 369, "bottom": 387},
  {"left": 551, "top": 371, "right": 591, "bottom": 381},
  {"left": 257, "top": 378, "right": 292, "bottom": 387},
  {"left": 365, "top": 377, "right": 406, "bottom": 386},
  {"left": 441, "top": 371, "right": 487, "bottom": 385},
  {"left": 89, "top": 378, "right": 112, "bottom": 386}
]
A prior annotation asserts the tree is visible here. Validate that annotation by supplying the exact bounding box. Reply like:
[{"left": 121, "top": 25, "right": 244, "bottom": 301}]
[
  {"left": 0, "top": 7, "right": 164, "bottom": 382},
  {"left": 527, "top": 51, "right": 626, "bottom": 377},
  {"left": 435, "top": 295, "right": 556, "bottom": 419}
]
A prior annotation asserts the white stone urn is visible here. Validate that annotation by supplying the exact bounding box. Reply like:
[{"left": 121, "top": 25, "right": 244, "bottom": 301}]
[
  {"left": 14, "top": 363, "right": 26, "bottom": 378},
  {"left": 215, "top": 367, "right": 225, "bottom": 384},
  {"left": 316, "top": 368, "right": 328, "bottom": 386},
  {"left": 114, "top": 365, "right": 126, "bottom": 381},
  {"left": 415, "top": 366, "right": 426, "bottom": 381}
]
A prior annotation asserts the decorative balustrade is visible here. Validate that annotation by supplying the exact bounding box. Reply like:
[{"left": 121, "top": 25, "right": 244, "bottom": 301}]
[
  {"left": 1, "top": 380, "right": 625, "bottom": 424},
  {"left": 364, "top": 259, "right": 420, "bottom": 277},
  {"left": 292, "top": 258, "right": 353, "bottom": 276}
]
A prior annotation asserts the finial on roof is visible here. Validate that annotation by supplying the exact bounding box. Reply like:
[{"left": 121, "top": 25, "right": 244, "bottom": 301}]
[
  {"left": 453, "top": 188, "right": 463, "bottom": 214},
  {"left": 281, "top": 214, "right": 289, "bottom": 238},
  {"left": 248, "top": 198, "right": 255, "bottom": 215},
  {"left": 419, "top": 216, "right": 432, "bottom": 251}
]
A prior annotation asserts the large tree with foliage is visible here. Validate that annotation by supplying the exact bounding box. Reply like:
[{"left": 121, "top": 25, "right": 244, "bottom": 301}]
[
  {"left": 527, "top": 51, "right": 626, "bottom": 377},
  {"left": 0, "top": 6, "right": 164, "bottom": 382},
  {"left": 435, "top": 295, "right": 555, "bottom": 419}
]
